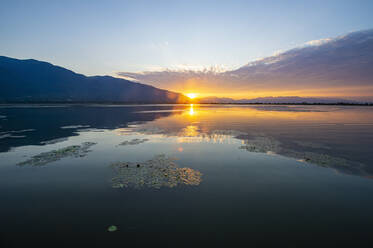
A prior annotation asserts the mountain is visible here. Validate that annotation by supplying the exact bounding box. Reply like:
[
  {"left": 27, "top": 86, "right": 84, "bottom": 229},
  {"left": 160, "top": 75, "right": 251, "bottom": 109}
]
[
  {"left": 196, "top": 96, "right": 358, "bottom": 104},
  {"left": 119, "top": 29, "right": 373, "bottom": 100},
  {"left": 0, "top": 56, "right": 189, "bottom": 103}
]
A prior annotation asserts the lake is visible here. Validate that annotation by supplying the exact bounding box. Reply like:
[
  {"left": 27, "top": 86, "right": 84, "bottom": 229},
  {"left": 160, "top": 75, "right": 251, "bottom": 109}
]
[{"left": 1, "top": 104, "right": 373, "bottom": 247}]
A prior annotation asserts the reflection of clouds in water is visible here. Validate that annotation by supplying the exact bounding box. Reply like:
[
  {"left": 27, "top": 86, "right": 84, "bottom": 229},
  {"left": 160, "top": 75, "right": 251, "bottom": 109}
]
[
  {"left": 115, "top": 126, "right": 164, "bottom": 136},
  {"left": 180, "top": 125, "right": 200, "bottom": 137},
  {"left": 115, "top": 123, "right": 369, "bottom": 177},
  {"left": 116, "top": 124, "right": 244, "bottom": 144},
  {"left": 111, "top": 154, "right": 202, "bottom": 189},
  {"left": 239, "top": 134, "right": 367, "bottom": 176},
  {"left": 176, "top": 127, "right": 244, "bottom": 144},
  {"left": 293, "top": 140, "right": 331, "bottom": 149}
]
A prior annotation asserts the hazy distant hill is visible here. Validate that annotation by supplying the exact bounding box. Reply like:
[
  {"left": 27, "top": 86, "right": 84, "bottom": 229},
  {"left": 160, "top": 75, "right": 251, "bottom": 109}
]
[
  {"left": 197, "top": 96, "right": 357, "bottom": 104},
  {"left": 0, "top": 56, "right": 189, "bottom": 103}
]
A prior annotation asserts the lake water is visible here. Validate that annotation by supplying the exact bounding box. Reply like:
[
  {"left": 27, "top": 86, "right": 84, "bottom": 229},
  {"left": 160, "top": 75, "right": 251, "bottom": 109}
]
[{"left": 1, "top": 104, "right": 373, "bottom": 247}]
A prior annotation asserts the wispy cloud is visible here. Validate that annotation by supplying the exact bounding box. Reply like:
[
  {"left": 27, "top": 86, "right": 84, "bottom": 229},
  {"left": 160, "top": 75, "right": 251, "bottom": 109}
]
[{"left": 305, "top": 38, "right": 333, "bottom": 46}]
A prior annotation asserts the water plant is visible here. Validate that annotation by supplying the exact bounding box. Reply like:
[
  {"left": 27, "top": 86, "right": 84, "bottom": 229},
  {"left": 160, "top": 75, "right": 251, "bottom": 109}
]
[
  {"left": 110, "top": 154, "right": 202, "bottom": 189},
  {"left": 17, "top": 142, "right": 96, "bottom": 166}
]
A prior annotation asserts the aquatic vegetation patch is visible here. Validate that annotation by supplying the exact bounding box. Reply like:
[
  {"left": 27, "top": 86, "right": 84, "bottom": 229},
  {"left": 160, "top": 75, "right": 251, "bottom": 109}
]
[
  {"left": 10, "top": 129, "right": 35, "bottom": 133},
  {"left": 239, "top": 136, "right": 281, "bottom": 153},
  {"left": 40, "top": 137, "right": 69, "bottom": 145},
  {"left": 110, "top": 154, "right": 202, "bottom": 189},
  {"left": 17, "top": 142, "right": 96, "bottom": 166},
  {"left": 60, "top": 125, "right": 90, "bottom": 129},
  {"left": 107, "top": 225, "right": 118, "bottom": 232},
  {"left": 0, "top": 129, "right": 35, "bottom": 139},
  {"left": 76, "top": 128, "right": 105, "bottom": 132},
  {"left": 0, "top": 129, "right": 35, "bottom": 135},
  {"left": 118, "top": 138, "right": 149, "bottom": 146},
  {"left": 0, "top": 134, "right": 11, "bottom": 139},
  {"left": 0, "top": 130, "right": 33, "bottom": 139},
  {"left": 6, "top": 135, "right": 26, "bottom": 138}
]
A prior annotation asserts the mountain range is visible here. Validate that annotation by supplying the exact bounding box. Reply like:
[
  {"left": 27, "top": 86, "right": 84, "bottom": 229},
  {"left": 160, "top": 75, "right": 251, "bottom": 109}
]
[
  {"left": 1, "top": 29, "right": 373, "bottom": 104},
  {"left": 0, "top": 56, "right": 189, "bottom": 103}
]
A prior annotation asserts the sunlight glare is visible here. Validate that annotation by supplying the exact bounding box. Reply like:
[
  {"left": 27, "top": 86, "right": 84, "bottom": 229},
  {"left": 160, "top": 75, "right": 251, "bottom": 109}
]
[
  {"left": 186, "top": 93, "right": 197, "bottom": 99},
  {"left": 189, "top": 104, "right": 195, "bottom": 115}
]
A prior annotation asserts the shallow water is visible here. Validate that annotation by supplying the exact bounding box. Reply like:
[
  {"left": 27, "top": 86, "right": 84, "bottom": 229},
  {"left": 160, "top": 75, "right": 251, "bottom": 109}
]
[{"left": 1, "top": 104, "right": 373, "bottom": 246}]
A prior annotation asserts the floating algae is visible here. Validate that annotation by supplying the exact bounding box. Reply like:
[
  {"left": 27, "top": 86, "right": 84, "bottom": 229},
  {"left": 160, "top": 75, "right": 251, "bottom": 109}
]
[
  {"left": 10, "top": 129, "right": 35, "bottom": 133},
  {"left": 118, "top": 138, "right": 149, "bottom": 146},
  {"left": 0, "top": 133, "right": 28, "bottom": 139},
  {"left": 60, "top": 125, "right": 90, "bottom": 129},
  {"left": 239, "top": 136, "right": 281, "bottom": 153},
  {"left": 107, "top": 225, "right": 118, "bottom": 232},
  {"left": 0, "top": 129, "right": 35, "bottom": 139},
  {"left": 7, "top": 135, "right": 26, "bottom": 138},
  {"left": 110, "top": 154, "right": 202, "bottom": 189},
  {"left": 40, "top": 137, "right": 69, "bottom": 145},
  {"left": 75, "top": 128, "right": 105, "bottom": 132},
  {"left": 0, "top": 134, "right": 11, "bottom": 139},
  {"left": 17, "top": 142, "right": 96, "bottom": 166}
]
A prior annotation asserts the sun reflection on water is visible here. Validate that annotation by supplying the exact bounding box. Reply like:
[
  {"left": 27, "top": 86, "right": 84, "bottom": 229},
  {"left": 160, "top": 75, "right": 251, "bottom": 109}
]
[{"left": 189, "top": 104, "right": 195, "bottom": 116}]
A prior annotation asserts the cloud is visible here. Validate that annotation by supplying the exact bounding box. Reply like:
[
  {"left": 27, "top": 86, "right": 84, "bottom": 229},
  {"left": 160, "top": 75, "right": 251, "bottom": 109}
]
[
  {"left": 305, "top": 38, "right": 333, "bottom": 46},
  {"left": 117, "top": 29, "right": 373, "bottom": 100}
]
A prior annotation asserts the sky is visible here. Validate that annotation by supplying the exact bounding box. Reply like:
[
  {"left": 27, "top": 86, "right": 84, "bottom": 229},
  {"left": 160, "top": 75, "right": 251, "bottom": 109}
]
[
  {"left": 119, "top": 28, "right": 373, "bottom": 100},
  {"left": 1, "top": 0, "right": 373, "bottom": 77}
]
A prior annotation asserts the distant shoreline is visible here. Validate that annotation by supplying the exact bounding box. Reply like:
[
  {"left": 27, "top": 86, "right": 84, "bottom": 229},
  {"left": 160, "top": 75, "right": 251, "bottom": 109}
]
[{"left": 0, "top": 102, "right": 372, "bottom": 106}]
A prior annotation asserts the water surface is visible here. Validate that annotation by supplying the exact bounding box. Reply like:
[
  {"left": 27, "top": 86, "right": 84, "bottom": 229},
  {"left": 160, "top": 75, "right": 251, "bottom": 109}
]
[{"left": 1, "top": 104, "right": 373, "bottom": 246}]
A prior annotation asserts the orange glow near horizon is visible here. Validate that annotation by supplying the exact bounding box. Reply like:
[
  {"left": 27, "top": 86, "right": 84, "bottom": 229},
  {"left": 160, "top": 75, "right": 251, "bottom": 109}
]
[
  {"left": 186, "top": 93, "right": 198, "bottom": 99},
  {"left": 169, "top": 84, "right": 373, "bottom": 100}
]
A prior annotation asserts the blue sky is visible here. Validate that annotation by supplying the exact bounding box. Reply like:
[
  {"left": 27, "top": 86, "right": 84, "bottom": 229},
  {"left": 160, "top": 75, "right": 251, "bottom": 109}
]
[{"left": 1, "top": 0, "right": 373, "bottom": 75}]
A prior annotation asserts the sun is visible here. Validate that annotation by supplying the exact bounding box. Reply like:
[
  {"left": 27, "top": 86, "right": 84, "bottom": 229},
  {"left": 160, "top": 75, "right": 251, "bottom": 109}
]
[{"left": 186, "top": 93, "right": 197, "bottom": 99}]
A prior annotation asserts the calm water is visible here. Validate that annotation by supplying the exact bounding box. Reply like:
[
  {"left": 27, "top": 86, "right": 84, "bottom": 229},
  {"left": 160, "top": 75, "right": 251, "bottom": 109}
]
[{"left": 1, "top": 104, "right": 373, "bottom": 247}]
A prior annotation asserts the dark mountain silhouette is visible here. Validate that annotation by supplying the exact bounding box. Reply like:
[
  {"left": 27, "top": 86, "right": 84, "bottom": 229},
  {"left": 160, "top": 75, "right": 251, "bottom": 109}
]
[{"left": 0, "top": 56, "right": 189, "bottom": 103}]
